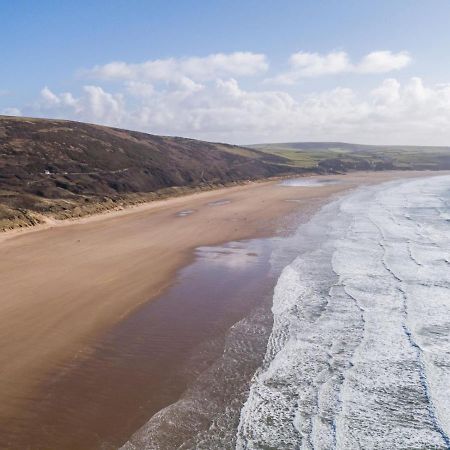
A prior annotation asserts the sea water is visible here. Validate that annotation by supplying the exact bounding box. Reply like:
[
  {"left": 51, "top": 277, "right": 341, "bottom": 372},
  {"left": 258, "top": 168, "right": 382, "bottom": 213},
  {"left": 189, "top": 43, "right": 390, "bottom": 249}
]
[
  {"left": 122, "top": 175, "right": 450, "bottom": 449},
  {"left": 237, "top": 175, "right": 450, "bottom": 449}
]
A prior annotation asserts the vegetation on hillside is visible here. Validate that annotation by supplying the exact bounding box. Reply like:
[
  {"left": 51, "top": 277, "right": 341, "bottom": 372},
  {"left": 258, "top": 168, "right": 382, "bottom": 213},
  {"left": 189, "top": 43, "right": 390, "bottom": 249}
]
[
  {"left": 2, "top": 116, "right": 449, "bottom": 231},
  {"left": 250, "top": 142, "right": 450, "bottom": 171},
  {"left": 0, "top": 116, "right": 292, "bottom": 230}
]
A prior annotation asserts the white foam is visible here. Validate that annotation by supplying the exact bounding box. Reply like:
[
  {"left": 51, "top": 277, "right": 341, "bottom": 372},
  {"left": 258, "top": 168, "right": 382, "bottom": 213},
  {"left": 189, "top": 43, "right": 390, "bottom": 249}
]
[{"left": 237, "top": 175, "right": 450, "bottom": 449}]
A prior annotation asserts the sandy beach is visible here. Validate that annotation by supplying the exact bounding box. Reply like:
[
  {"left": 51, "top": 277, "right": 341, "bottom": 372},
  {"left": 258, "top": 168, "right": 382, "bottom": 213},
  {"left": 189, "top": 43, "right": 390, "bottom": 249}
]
[{"left": 0, "top": 171, "right": 429, "bottom": 448}]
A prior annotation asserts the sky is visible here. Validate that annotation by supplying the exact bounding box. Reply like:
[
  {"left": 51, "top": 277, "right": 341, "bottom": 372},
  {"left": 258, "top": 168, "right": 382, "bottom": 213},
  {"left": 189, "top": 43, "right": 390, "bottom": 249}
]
[{"left": 2, "top": 0, "right": 450, "bottom": 145}]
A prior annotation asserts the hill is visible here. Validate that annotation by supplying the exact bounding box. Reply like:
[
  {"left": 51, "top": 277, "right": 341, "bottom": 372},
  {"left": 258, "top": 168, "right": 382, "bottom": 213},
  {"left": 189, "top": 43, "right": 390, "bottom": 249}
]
[
  {"left": 250, "top": 141, "right": 450, "bottom": 171},
  {"left": 2, "top": 116, "right": 449, "bottom": 231},
  {"left": 0, "top": 116, "right": 293, "bottom": 230}
]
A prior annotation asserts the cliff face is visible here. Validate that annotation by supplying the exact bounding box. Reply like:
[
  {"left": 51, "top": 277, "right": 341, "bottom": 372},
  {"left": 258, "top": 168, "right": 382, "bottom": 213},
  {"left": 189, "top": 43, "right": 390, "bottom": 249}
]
[{"left": 0, "top": 116, "right": 293, "bottom": 229}]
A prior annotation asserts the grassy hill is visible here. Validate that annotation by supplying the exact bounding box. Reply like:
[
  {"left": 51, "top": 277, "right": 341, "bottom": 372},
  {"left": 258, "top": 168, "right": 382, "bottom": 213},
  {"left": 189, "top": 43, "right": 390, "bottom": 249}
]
[
  {"left": 250, "top": 142, "right": 450, "bottom": 171},
  {"left": 2, "top": 116, "right": 449, "bottom": 231},
  {"left": 0, "top": 116, "right": 294, "bottom": 230}
]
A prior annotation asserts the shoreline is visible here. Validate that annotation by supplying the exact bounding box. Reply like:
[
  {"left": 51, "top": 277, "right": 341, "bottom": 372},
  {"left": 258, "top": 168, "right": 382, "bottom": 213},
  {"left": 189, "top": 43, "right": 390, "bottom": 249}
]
[
  {"left": 1, "top": 174, "right": 308, "bottom": 241},
  {"left": 1, "top": 179, "right": 271, "bottom": 242},
  {"left": 235, "top": 174, "right": 450, "bottom": 449},
  {"left": 8, "top": 238, "right": 282, "bottom": 449},
  {"left": 0, "top": 169, "right": 443, "bottom": 243},
  {"left": 0, "top": 170, "right": 439, "bottom": 448}
]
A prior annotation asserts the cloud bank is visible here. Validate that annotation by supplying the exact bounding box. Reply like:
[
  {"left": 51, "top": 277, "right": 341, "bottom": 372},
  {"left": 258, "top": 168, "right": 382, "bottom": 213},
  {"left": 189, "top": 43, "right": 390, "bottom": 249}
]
[
  {"left": 11, "top": 49, "right": 450, "bottom": 145},
  {"left": 85, "top": 52, "right": 268, "bottom": 83},
  {"left": 269, "top": 50, "right": 412, "bottom": 84}
]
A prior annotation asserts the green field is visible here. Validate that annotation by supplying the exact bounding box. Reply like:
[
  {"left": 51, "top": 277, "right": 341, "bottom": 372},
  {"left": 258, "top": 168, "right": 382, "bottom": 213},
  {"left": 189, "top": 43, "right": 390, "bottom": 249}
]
[{"left": 249, "top": 142, "right": 450, "bottom": 171}]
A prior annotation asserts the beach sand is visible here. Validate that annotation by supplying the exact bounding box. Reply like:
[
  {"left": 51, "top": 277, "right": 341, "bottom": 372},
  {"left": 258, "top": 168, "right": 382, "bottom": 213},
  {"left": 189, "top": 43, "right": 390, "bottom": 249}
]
[{"left": 0, "top": 171, "right": 427, "bottom": 448}]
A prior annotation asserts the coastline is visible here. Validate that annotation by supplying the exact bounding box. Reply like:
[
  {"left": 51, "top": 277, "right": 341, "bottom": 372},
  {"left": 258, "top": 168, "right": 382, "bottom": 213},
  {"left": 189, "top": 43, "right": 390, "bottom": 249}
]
[
  {"left": 235, "top": 173, "right": 450, "bottom": 449},
  {"left": 0, "top": 170, "right": 440, "bottom": 244},
  {"left": 0, "top": 170, "right": 437, "bottom": 448},
  {"left": 0, "top": 178, "right": 281, "bottom": 239}
]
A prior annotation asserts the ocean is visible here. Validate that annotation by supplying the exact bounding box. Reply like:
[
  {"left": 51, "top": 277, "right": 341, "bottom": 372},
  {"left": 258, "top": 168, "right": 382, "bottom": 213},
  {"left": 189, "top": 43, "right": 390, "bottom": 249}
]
[
  {"left": 123, "top": 174, "right": 450, "bottom": 449},
  {"left": 237, "top": 174, "right": 450, "bottom": 449}
]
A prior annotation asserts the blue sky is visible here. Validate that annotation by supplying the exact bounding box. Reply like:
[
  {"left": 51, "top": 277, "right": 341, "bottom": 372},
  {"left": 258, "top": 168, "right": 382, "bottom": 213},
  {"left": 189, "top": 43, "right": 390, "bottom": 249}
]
[{"left": 2, "top": 0, "right": 450, "bottom": 144}]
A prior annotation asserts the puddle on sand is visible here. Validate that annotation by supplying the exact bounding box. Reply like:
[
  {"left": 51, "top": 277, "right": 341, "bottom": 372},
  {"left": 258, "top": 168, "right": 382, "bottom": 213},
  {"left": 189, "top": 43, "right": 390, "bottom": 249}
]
[
  {"left": 208, "top": 199, "right": 231, "bottom": 206},
  {"left": 176, "top": 209, "right": 195, "bottom": 217},
  {"left": 280, "top": 178, "right": 342, "bottom": 187}
]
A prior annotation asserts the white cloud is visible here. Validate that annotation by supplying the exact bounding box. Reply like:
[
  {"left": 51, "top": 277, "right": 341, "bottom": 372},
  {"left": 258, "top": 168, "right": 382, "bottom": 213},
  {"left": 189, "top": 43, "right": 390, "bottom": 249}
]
[
  {"left": 84, "top": 52, "right": 268, "bottom": 85},
  {"left": 41, "top": 86, "right": 62, "bottom": 106},
  {"left": 33, "top": 76, "right": 450, "bottom": 145},
  {"left": 289, "top": 51, "right": 350, "bottom": 77},
  {"left": 125, "top": 81, "right": 155, "bottom": 98},
  {"left": 269, "top": 50, "right": 411, "bottom": 84},
  {"left": 1, "top": 107, "right": 21, "bottom": 116},
  {"left": 82, "top": 86, "right": 124, "bottom": 124},
  {"left": 24, "top": 49, "right": 450, "bottom": 145},
  {"left": 357, "top": 50, "right": 411, "bottom": 74},
  {"left": 371, "top": 78, "right": 401, "bottom": 104},
  {"left": 38, "top": 86, "right": 124, "bottom": 125}
]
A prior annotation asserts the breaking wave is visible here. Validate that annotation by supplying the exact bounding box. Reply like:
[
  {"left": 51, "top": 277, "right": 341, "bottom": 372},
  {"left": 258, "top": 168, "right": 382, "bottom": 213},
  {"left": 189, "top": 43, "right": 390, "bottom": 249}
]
[{"left": 237, "top": 175, "right": 450, "bottom": 450}]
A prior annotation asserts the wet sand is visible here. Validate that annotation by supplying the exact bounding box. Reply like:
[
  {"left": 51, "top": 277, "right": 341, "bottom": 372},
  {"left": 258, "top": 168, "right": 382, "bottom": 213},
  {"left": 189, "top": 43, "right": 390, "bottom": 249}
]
[
  {"left": 0, "top": 171, "right": 427, "bottom": 449},
  {"left": 4, "top": 242, "right": 278, "bottom": 449}
]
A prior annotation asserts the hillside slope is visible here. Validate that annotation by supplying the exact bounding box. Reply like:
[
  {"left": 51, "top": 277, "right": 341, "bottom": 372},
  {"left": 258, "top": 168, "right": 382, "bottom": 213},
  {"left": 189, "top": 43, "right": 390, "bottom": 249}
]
[
  {"left": 0, "top": 116, "right": 294, "bottom": 230},
  {"left": 251, "top": 141, "right": 450, "bottom": 171},
  {"left": 3, "top": 117, "right": 449, "bottom": 231}
]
